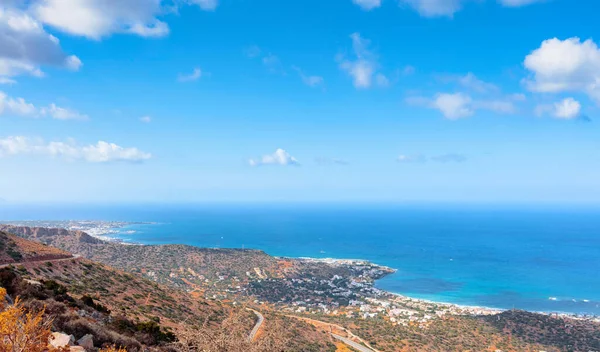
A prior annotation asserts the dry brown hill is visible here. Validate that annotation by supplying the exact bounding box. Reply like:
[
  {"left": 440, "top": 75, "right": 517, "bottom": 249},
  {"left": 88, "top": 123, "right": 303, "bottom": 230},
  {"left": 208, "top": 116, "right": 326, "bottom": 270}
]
[
  {"left": 0, "top": 228, "right": 337, "bottom": 351},
  {"left": 0, "top": 231, "right": 72, "bottom": 265}
]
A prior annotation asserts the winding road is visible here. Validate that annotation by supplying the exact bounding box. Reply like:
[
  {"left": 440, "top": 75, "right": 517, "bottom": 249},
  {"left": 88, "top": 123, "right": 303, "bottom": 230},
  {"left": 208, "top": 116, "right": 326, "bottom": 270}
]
[
  {"left": 247, "top": 308, "right": 264, "bottom": 342},
  {"left": 285, "top": 315, "right": 380, "bottom": 352},
  {"left": 332, "top": 334, "right": 376, "bottom": 352}
]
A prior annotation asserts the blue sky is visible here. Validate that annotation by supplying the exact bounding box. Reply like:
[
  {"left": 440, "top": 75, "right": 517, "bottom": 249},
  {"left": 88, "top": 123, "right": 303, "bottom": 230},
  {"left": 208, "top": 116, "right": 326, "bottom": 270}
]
[{"left": 1, "top": 0, "right": 600, "bottom": 203}]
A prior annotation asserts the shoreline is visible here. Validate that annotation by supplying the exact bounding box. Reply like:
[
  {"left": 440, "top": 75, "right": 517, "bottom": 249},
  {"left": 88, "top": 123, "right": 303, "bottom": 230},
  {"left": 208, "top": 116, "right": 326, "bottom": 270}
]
[{"left": 4, "top": 220, "right": 600, "bottom": 320}]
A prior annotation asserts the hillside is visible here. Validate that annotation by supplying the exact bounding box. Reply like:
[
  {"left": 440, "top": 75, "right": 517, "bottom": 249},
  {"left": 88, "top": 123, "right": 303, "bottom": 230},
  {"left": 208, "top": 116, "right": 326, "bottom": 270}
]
[
  {"left": 0, "top": 231, "right": 72, "bottom": 265},
  {"left": 0, "top": 229, "right": 338, "bottom": 351},
  {"left": 0, "top": 225, "right": 393, "bottom": 300}
]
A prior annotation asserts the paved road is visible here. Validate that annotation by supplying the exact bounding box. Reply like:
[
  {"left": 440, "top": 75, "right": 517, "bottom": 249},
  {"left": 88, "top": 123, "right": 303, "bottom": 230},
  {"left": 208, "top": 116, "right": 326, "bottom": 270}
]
[
  {"left": 286, "top": 315, "right": 381, "bottom": 352},
  {"left": 0, "top": 255, "right": 79, "bottom": 269},
  {"left": 332, "top": 334, "right": 376, "bottom": 352},
  {"left": 247, "top": 308, "right": 264, "bottom": 342}
]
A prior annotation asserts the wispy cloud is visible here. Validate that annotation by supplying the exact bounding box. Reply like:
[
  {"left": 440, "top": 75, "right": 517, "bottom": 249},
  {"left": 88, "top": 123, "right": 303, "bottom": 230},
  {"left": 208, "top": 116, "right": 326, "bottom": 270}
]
[
  {"left": 338, "top": 33, "right": 388, "bottom": 89},
  {"left": 0, "top": 77, "right": 16, "bottom": 85},
  {"left": 262, "top": 54, "right": 285, "bottom": 74},
  {"left": 139, "top": 116, "right": 152, "bottom": 123},
  {"left": 398, "top": 153, "right": 467, "bottom": 163},
  {"left": 245, "top": 46, "right": 288, "bottom": 75},
  {"left": 292, "top": 66, "right": 324, "bottom": 88},
  {"left": 244, "top": 45, "right": 262, "bottom": 58},
  {"left": 407, "top": 92, "right": 519, "bottom": 119},
  {"left": 352, "top": 0, "right": 382, "bottom": 11},
  {"left": 399, "top": 0, "right": 545, "bottom": 18},
  {"left": 178, "top": 68, "right": 203, "bottom": 82},
  {"left": 0, "top": 136, "right": 151, "bottom": 163},
  {"left": 436, "top": 72, "right": 499, "bottom": 94},
  {"left": 189, "top": 0, "right": 219, "bottom": 11},
  {"left": 249, "top": 149, "right": 299, "bottom": 167},
  {"left": 0, "top": 92, "right": 87, "bottom": 120},
  {"left": 40, "top": 103, "right": 88, "bottom": 120}
]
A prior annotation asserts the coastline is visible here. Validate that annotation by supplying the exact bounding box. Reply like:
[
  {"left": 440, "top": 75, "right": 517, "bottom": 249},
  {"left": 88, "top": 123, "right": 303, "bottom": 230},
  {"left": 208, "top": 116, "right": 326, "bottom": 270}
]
[{"left": 4, "top": 220, "right": 599, "bottom": 321}]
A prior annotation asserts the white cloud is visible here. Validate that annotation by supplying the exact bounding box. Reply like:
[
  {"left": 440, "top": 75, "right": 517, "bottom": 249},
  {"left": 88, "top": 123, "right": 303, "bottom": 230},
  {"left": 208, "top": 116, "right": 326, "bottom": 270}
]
[
  {"left": 338, "top": 33, "right": 388, "bottom": 89},
  {"left": 80, "top": 141, "right": 151, "bottom": 163},
  {"left": 139, "top": 116, "right": 152, "bottom": 123},
  {"left": 292, "top": 66, "right": 324, "bottom": 88},
  {"left": 553, "top": 97, "right": 582, "bottom": 119},
  {"left": 128, "top": 20, "right": 170, "bottom": 38},
  {"left": 0, "top": 7, "right": 82, "bottom": 81},
  {"left": 178, "top": 68, "right": 202, "bottom": 82},
  {"left": 0, "top": 91, "right": 87, "bottom": 120},
  {"left": 31, "top": 0, "right": 168, "bottom": 39},
  {"left": 29, "top": 0, "right": 218, "bottom": 40},
  {"left": 524, "top": 37, "right": 600, "bottom": 103},
  {"left": 0, "top": 92, "right": 37, "bottom": 116},
  {"left": 408, "top": 92, "right": 517, "bottom": 119},
  {"left": 352, "top": 0, "right": 382, "bottom": 11},
  {"left": 249, "top": 149, "right": 299, "bottom": 167},
  {"left": 0, "top": 136, "right": 151, "bottom": 163},
  {"left": 65, "top": 55, "right": 83, "bottom": 71},
  {"left": 433, "top": 93, "right": 474, "bottom": 119},
  {"left": 0, "top": 136, "right": 31, "bottom": 156},
  {"left": 535, "top": 97, "right": 583, "bottom": 120}
]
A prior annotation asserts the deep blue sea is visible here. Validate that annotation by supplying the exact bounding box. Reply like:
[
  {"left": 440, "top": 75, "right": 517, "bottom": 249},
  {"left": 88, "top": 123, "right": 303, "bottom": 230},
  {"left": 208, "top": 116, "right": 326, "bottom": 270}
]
[{"left": 1, "top": 203, "right": 599, "bottom": 315}]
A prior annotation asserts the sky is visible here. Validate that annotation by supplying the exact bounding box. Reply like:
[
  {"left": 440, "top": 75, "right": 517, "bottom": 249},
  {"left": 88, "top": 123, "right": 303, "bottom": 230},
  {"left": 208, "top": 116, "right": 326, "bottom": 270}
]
[{"left": 1, "top": 0, "right": 600, "bottom": 203}]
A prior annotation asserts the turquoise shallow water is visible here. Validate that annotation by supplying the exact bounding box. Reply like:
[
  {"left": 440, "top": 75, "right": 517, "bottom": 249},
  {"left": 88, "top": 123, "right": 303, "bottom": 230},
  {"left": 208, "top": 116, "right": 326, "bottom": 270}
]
[{"left": 2, "top": 203, "right": 600, "bottom": 315}]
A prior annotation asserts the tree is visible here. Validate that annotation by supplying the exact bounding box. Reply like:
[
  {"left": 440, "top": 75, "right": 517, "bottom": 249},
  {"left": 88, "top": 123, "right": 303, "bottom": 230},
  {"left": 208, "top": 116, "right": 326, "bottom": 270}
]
[{"left": 0, "top": 287, "right": 54, "bottom": 352}]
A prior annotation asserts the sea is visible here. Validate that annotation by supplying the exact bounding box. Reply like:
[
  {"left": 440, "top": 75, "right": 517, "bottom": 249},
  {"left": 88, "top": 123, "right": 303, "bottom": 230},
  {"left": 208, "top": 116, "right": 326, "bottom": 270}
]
[{"left": 1, "top": 202, "right": 599, "bottom": 316}]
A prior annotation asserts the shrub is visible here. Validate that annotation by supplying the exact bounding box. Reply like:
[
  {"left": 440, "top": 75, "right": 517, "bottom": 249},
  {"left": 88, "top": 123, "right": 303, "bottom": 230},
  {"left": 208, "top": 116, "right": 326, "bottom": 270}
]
[{"left": 0, "top": 288, "right": 53, "bottom": 352}]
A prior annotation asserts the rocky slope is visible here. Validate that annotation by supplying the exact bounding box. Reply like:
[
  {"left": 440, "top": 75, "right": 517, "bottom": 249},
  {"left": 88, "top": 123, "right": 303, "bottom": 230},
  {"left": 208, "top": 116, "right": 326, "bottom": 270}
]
[
  {"left": 0, "top": 227, "right": 338, "bottom": 351},
  {"left": 0, "top": 231, "right": 72, "bottom": 265}
]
